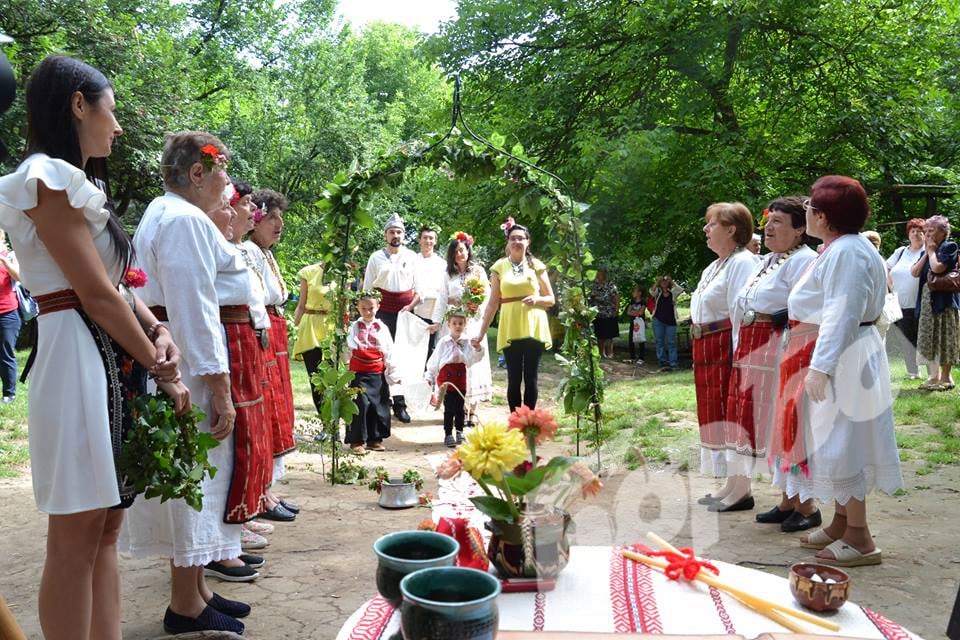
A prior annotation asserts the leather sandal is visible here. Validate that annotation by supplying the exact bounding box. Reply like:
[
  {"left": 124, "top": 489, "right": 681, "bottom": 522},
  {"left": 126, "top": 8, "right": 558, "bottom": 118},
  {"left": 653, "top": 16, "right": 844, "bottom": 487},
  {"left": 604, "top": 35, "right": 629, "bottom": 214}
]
[
  {"left": 816, "top": 539, "right": 882, "bottom": 567},
  {"left": 799, "top": 528, "right": 836, "bottom": 549}
]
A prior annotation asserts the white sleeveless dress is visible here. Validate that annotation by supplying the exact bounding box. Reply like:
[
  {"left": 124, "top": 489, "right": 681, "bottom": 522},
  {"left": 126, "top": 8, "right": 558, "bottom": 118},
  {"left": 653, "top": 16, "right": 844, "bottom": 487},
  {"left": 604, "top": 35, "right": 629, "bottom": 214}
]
[{"left": 0, "top": 153, "right": 125, "bottom": 514}]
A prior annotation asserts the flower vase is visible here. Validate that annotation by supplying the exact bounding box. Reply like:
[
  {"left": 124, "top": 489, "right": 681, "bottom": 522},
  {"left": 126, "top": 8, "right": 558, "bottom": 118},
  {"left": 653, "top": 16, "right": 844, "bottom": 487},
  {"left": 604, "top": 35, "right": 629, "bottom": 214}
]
[{"left": 485, "top": 509, "right": 572, "bottom": 579}]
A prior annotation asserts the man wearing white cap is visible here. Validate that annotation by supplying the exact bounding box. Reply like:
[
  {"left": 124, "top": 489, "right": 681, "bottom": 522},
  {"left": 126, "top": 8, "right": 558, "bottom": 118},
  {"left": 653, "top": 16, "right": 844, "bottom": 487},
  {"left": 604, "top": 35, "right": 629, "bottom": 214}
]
[{"left": 363, "top": 214, "right": 418, "bottom": 422}]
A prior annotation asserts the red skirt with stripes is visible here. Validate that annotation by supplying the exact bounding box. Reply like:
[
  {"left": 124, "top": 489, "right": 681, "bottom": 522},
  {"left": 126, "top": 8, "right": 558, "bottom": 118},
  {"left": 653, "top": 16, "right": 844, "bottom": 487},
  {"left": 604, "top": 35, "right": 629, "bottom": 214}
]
[
  {"left": 770, "top": 323, "right": 819, "bottom": 474},
  {"left": 692, "top": 328, "right": 732, "bottom": 450},
  {"left": 725, "top": 322, "right": 783, "bottom": 457},
  {"left": 267, "top": 308, "right": 296, "bottom": 456},
  {"left": 224, "top": 322, "right": 272, "bottom": 524}
]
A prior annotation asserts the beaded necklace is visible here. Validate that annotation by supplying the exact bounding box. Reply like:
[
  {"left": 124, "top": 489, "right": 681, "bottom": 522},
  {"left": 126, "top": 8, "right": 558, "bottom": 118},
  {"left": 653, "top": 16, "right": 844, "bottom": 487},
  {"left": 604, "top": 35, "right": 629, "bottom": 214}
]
[
  {"left": 743, "top": 245, "right": 803, "bottom": 292},
  {"left": 696, "top": 246, "right": 743, "bottom": 294},
  {"left": 509, "top": 258, "right": 525, "bottom": 277},
  {"left": 260, "top": 246, "right": 288, "bottom": 301},
  {"left": 237, "top": 244, "right": 264, "bottom": 287}
]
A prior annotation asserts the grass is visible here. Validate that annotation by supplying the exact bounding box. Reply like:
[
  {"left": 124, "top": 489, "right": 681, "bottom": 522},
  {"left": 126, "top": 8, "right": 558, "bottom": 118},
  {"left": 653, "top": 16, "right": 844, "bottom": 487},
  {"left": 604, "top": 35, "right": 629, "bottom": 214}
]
[{"left": 0, "top": 351, "right": 31, "bottom": 477}]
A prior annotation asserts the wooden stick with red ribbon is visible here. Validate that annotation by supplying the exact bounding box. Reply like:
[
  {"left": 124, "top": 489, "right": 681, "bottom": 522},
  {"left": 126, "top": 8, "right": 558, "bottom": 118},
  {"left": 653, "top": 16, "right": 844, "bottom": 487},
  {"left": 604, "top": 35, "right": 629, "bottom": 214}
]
[{"left": 619, "top": 531, "right": 840, "bottom": 633}]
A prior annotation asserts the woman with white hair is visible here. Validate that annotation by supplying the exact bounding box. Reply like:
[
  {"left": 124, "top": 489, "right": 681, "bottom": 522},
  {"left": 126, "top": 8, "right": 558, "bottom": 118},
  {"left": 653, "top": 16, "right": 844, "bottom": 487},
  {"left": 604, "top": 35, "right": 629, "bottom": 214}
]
[{"left": 911, "top": 214, "right": 960, "bottom": 390}]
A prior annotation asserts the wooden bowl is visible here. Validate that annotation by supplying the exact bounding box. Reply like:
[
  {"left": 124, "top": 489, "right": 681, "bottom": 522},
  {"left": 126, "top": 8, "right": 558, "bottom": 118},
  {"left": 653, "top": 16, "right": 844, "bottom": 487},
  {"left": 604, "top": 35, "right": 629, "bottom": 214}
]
[{"left": 789, "top": 563, "right": 850, "bottom": 612}]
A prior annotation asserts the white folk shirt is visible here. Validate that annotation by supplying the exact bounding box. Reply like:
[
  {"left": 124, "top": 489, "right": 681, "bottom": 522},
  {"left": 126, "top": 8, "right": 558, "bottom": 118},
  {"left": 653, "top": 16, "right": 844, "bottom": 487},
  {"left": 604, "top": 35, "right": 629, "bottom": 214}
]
[
  {"left": 235, "top": 241, "right": 270, "bottom": 330},
  {"left": 690, "top": 248, "right": 759, "bottom": 349},
  {"left": 246, "top": 242, "right": 289, "bottom": 307},
  {"left": 731, "top": 245, "right": 818, "bottom": 331},
  {"left": 886, "top": 245, "right": 924, "bottom": 309},
  {"left": 788, "top": 234, "right": 887, "bottom": 375},
  {"left": 346, "top": 317, "right": 399, "bottom": 382},
  {"left": 423, "top": 334, "right": 483, "bottom": 383},
  {"left": 134, "top": 192, "right": 251, "bottom": 377},
  {"left": 363, "top": 246, "right": 418, "bottom": 293},
  {"left": 413, "top": 252, "right": 448, "bottom": 319}
]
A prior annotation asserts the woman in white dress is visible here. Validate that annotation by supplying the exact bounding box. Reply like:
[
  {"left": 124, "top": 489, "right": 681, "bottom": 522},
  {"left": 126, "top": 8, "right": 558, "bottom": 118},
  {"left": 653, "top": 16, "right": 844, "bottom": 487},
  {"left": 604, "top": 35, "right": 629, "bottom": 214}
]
[
  {"left": 434, "top": 233, "right": 493, "bottom": 425},
  {"left": 773, "top": 176, "right": 902, "bottom": 567},
  {"left": 122, "top": 132, "right": 253, "bottom": 634},
  {"left": 690, "top": 202, "right": 760, "bottom": 511},
  {"left": 0, "top": 56, "right": 188, "bottom": 640}
]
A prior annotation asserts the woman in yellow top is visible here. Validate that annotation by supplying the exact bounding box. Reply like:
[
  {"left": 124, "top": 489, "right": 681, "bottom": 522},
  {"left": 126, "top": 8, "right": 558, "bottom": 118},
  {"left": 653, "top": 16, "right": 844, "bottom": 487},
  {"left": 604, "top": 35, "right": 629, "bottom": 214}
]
[
  {"left": 473, "top": 222, "right": 555, "bottom": 411},
  {"left": 293, "top": 263, "right": 333, "bottom": 414}
]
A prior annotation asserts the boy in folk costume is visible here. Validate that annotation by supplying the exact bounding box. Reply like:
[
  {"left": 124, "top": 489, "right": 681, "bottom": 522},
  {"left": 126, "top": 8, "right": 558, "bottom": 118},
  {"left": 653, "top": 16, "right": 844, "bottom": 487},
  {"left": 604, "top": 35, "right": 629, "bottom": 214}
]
[
  {"left": 346, "top": 290, "right": 399, "bottom": 454},
  {"left": 424, "top": 307, "right": 483, "bottom": 447}
]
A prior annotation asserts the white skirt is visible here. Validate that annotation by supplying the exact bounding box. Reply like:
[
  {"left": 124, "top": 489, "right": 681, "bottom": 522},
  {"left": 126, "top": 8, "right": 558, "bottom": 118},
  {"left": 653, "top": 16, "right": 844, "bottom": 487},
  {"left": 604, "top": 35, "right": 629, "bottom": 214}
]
[
  {"left": 773, "top": 327, "right": 903, "bottom": 504},
  {"left": 28, "top": 312, "right": 120, "bottom": 514},
  {"left": 120, "top": 329, "right": 241, "bottom": 567}
]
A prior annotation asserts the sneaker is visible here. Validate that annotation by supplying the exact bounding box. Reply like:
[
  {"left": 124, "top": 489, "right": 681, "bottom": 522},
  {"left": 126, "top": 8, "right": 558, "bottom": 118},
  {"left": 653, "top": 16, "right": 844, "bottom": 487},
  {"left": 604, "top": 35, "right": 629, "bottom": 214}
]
[
  {"left": 455, "top": 431, "right": 463, "bottom": 445},
  {"left": 0, "top": 396, "right": 13, "bottom": 404},
  {"left": 163, "top": 605, "right": 244, "bottom": 635},
  {"left": 444, "top": 434, "right": 456, "bottom": 448},
  {"left": 244, "top": 520, "right": 274, "bottom": 535},
  {"left": 204, "top": 560, "right": 259, "bottom": 582},
  {"left": 240, "top": 527, "right": 268, "bottom": 550},
  {"left": 239, "top": 553, "right": 264, "bottom": 569}
]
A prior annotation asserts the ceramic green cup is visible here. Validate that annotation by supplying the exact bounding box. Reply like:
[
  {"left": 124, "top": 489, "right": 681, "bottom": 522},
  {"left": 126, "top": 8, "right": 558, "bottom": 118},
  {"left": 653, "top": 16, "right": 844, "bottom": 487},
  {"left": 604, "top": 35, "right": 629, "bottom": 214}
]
[
  {"left": 373, "top": 530, "right": 460, "bottom": 607},
  {"left": 399, "top": 566, "right": 501, "bottom": 639}
]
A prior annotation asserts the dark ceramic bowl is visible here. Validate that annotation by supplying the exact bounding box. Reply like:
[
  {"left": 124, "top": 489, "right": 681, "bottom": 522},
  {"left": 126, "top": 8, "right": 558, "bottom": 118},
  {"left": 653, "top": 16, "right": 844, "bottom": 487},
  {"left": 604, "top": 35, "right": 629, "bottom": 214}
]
[
  {"left": 400, "top": 566, "right": 501, "bottom": 640},
  {"left": 373, "top": 531, "right": 459, "bottom": 607},
  {"left": 789, "top": 562, "right": 850, "bottom": 612}
]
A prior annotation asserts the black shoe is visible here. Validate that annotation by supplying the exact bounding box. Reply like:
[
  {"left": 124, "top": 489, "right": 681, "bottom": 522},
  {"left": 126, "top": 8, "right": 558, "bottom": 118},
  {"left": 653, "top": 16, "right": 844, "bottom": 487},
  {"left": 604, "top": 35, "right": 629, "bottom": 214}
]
[
  {"left": 204, "top": 561, "right": 259, "bottom": 582},
  {"left": 163, "top": 605, "right": 245, "bottom": 635},
  {"left": 707, "top": 495, "right": 755, "bottom": 512},
  {"left": 455, "top": 430, "right": 463, "bottom": 444},
  {"left": 239, "top": 553, "right": 264, "bottom": 569},
  {"left": 279, "top": 499, "right": 301, "bottom": 514},
  {"left": 755, "top": 505, "right": 795, "bottom": 524},
  {"left": 781, "top": 509, "right": 822, "bottom": 532},
  {"left": 393, "top": 400, "right": 411, "bottom": 423},
  {"left": 208, "top": 593, "right": 251, "bottom": 619},
  {"left": 259, "top": 504, "right": 296, "bottom": 522},
  {"left": 696, "top": 494, "right": 721, "bottom": 505},
  {"left": 443, "top": 434, "right": 456, "bottom": 448}
]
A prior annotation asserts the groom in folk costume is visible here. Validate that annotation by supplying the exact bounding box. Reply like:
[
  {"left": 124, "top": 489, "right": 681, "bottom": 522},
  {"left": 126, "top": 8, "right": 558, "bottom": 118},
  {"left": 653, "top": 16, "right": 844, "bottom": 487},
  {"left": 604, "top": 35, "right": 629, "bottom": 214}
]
[
  {"left": 363, "top": 214, "right": 419, "bottom": 423},
  {"left": 413, "top": 225, "right": 448, "bottom": 362}
]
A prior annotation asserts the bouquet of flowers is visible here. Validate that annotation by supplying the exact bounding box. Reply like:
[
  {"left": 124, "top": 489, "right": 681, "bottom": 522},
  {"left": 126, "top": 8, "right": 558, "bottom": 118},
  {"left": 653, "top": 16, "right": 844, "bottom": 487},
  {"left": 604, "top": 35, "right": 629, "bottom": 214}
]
[
  {"left": 461, "top": 276, "right": 486, "bottom": 318},
  {"left": 437, "top": 406, "right": 602, "bottom": 523}
]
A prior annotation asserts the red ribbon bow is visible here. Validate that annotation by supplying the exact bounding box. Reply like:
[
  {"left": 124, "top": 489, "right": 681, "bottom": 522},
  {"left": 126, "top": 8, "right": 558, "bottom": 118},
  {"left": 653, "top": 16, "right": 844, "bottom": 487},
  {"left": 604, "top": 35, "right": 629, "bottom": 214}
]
[{"left": 643, "top": 546, "right": 719, "bottom": 581}]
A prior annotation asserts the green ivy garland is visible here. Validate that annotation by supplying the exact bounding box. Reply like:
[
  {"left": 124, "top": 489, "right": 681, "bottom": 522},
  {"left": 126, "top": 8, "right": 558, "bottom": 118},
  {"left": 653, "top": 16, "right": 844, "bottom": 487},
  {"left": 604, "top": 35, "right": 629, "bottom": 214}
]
[{"left": 311, "top": 129, "right": 604, "bottom": 483}]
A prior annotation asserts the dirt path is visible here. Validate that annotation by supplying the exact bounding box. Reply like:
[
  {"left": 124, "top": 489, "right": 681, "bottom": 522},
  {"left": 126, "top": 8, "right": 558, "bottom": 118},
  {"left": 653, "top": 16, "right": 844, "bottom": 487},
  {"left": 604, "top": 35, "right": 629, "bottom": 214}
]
[{"left": 2, "top": 364, "right": 957, "bottom": 639}]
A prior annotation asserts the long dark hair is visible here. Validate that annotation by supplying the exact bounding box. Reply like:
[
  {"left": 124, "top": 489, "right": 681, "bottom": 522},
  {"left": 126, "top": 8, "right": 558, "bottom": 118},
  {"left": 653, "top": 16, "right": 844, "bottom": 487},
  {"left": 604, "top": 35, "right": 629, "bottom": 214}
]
[
  {"left": 445, "top": 239, "right": 476, "bottom": 276},
  {"left": 24, "top": 56, "right": 131, "bottom": 269}
]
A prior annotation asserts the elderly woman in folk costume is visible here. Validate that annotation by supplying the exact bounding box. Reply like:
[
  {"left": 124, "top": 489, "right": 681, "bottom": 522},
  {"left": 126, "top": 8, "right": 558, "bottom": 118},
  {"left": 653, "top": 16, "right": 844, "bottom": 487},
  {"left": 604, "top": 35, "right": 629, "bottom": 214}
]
[
  {"left": 773, "top": 176, "right": 902, "bottom": 567},
  {"left": 248, "top": 188, "right": 301, "bottom": 519},
  {"left": 690, "top": 202, "right": 760, "bottom": 510},
  {"left": 718, "top": 198, "right": 819, "bottom": 529},
  {"left": 0, "top": 56, "right": 188, "bottom": 640},
  {"left": 433, "top": 231, "right": 494, "bottom": 427},
  {"left": 122, "top": 132, "right": 258, "bottom": 635}
]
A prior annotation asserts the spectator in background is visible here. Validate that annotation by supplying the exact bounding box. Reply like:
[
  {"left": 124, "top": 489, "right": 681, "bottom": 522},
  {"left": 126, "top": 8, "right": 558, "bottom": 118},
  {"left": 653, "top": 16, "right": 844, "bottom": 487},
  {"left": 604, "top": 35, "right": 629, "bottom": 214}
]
[
  {"left": 912, "top": 215, "right": 960, "bottom": 391},
  {"left": 649, "top": 276, "right": 682, "bottom": 371},
  {"left": 0, "top": 229, "right": 21, "bottom": 403},
  {"left": 886, "top": 219, "right": 925, "bottom": 379},
  {"left": 862, "top": 230, "right": 882, "bottom": 252},
  {"left": 626, "top": 285, "right": 647, "bottom": 364},
  {"left": 747, "top": 233, "right": 762, "bottom": 254},
  {"left": 589, "top": 267, "right": 619, "bottom": 359}
]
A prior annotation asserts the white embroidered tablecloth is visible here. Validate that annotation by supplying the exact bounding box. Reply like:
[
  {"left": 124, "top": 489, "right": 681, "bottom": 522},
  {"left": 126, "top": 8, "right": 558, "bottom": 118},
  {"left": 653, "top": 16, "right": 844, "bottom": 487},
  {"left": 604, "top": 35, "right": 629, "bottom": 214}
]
[{"left": 335, "top": 545, "right": 919, "bottom": 640}]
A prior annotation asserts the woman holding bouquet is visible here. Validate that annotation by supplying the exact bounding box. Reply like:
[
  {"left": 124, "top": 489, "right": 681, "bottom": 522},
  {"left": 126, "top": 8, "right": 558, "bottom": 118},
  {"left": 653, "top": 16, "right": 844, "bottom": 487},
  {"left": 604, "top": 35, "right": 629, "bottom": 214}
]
[
  {"left": 435, "top": 232, "right": 493, "bottom": 425},
  {"left": 0, "top": 56, "right": 188, "bottom": 640},
  {"left": 473, "top": 220, "right": 555, "bottom": 411}
]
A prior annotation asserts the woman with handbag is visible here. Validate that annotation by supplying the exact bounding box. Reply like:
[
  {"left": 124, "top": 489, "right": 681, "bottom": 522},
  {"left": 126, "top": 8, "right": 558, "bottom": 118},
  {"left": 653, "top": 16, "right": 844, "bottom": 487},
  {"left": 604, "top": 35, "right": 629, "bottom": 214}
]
[
  {"left": 911, "top": 215, "right": 960, "bottom": 391},
  {"left": 0, "top": 229, "right": 21, "bottom": 402}
]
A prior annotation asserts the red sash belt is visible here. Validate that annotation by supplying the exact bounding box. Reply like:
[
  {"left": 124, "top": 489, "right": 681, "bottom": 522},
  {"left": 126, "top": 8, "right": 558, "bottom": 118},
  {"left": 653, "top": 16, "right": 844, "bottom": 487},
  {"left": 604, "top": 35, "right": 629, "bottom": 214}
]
[
  {"left": 377, "top": 288, "right": 414, "bottom": 313},
  {"left": 350, "top": 347, "right": 385, "bottom": 373},
  {"left": 36, "top": 289, "right": 82, "bottom": 315},
  {"left": 150, "top": 304, "right": 251, "bottom": 325},
  {"left": 437, "top": 362, "right": 467, "bottom": 394}
]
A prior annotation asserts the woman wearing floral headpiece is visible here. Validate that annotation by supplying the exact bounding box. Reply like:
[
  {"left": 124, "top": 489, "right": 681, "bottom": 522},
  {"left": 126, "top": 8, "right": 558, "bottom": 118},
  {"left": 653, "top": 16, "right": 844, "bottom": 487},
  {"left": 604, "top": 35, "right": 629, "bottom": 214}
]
[
  {"left": 473, "top": 219, "right": 555, "bottom": 411},
  {"left": 435, "top": 231, "right": 494, "bottom": 425}
]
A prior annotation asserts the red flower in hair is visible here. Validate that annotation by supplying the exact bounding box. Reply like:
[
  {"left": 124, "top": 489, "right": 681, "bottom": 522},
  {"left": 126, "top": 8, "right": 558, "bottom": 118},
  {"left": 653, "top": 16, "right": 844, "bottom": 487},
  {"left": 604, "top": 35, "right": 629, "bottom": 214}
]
[
  {"left": 499, "top": 216, "right": 515, "bottom": 236},
  {"left": 199, "top": 144, "right": 226, "bottom": 171}
]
